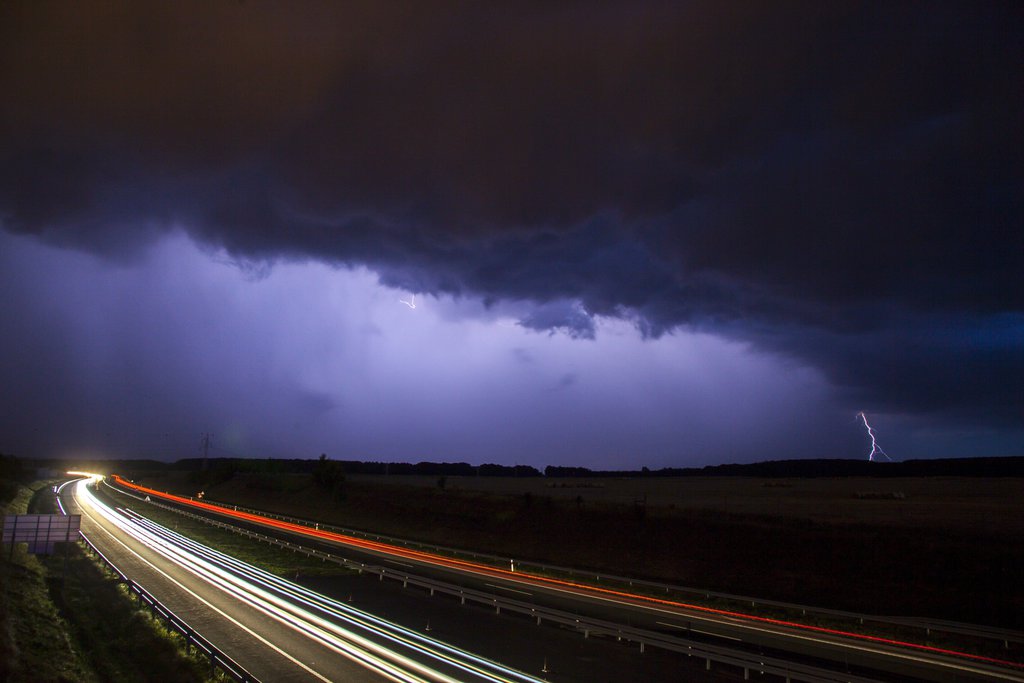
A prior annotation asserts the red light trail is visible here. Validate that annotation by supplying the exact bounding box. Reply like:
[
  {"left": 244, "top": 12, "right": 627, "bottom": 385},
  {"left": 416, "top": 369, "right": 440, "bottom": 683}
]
[{"left": 111, "top": 475, "right": 1021, "bottom": 671}]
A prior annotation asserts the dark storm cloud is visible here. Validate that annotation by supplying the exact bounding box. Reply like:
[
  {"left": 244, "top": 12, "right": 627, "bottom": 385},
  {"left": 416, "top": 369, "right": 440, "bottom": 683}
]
[
  {"left": 746, "top": 312, "right": 1024, "bottom": 426},
  {"left": 518, "top": 300, "right": 595, "bottom": 339},
  {"left": 2, "top": 2, "right": 1021, "bottom": 425}
]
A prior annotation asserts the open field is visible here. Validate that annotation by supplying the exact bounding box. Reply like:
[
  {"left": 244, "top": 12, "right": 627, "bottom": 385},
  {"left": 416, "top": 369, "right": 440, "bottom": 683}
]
[
  {"left": 351, "top": 473, "right": 1024, "bottom": 535},
  {"left": 132, "top": 468, "right": 1024, "bottom": 631}
]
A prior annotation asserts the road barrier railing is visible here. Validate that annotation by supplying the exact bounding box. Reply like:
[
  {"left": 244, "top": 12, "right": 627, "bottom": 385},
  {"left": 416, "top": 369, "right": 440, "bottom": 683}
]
[
  {"left": 107, "top": 485, "right": 916, "bottom": 682},
  {"left": 110, "top": 479, "right": 1022, "bottom": 649},
  {"left": 375, "top": 570, "right": 887, "bottom": 683},
  {"left": 76, "top": 530, "right": 261, "bottom": 683}
]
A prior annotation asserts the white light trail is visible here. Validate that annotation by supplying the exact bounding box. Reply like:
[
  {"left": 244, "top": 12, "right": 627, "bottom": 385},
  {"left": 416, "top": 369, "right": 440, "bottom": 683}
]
[
  {"left": 67, "top": 470, "right": 104, "bottom": 481},
  {"left": 399, "top": 294, "right": 416, "bottom": 309},
  {"left": 857, "top": 411, "right": 893, "bottom": 462},
  {"left": 73, "top": 481, "right": 542, "bottom": 683}
]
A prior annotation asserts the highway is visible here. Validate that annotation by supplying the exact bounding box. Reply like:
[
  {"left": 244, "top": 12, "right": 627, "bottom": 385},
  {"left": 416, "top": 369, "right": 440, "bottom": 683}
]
[
  {"left": 63, "top": 477, "right": 551, "bottom": 683},
  {"left": 107, "top": 475, "right": 1024, "bottom": 683}
]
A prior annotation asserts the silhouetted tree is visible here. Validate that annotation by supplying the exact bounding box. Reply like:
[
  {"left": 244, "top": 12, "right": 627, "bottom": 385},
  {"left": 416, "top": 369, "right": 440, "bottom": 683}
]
[{"left": 313, "top": 454, "right": 346, "bottom": 503}]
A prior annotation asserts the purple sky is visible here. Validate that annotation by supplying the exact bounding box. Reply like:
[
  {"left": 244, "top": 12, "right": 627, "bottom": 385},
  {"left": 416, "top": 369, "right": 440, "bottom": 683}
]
[{"left": 1, "top": 2, "right": 1021, "bottom": 467}]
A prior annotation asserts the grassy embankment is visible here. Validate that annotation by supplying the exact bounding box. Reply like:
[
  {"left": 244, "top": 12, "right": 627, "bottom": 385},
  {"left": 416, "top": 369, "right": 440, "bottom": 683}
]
[
  {"left": 134, "top": 469, "right": 1024, "bottom": 634},
  {"left": 95, "top": 481, "right": 356, "bottom": 579},
  {"left": 0, "top": 480, "right": 93, "bottom": 682},
  {"left": 0, "top": 478, "right": 227, "bottom": 683}
]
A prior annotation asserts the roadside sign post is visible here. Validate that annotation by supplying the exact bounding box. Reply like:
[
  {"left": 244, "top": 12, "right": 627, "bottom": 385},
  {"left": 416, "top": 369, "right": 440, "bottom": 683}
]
[{"left": 2, "top": 514, "right": 81, "bottom": 556}]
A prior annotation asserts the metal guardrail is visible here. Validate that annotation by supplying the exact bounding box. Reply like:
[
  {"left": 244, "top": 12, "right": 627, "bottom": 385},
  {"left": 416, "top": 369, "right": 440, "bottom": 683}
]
[
  {"left": 76, "top": 531, "right": 261, "bottom": 683},
  {"left": 128, "top": 482, "right": 1022, "bottom": 649},
  {"left": 114, "top": 489, "right": 894, "bottom": 683}
]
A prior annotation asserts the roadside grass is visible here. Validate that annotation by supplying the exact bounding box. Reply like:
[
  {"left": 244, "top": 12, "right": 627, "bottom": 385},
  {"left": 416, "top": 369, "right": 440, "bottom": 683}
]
[
  {"left": 2, "top": 478, "right": 231, "bottom": 683},
  {"left": 128, "top": 471, "right": 1024, "bottom": 663},
  {"left": 42, "top": 543, "right": 229, "bottom": 683},
  {"left": 97, "top": 481, "right": 355, "bottom": 578},
  {"left": 0, "top": 480, "right": 96, "bottom": 683}
]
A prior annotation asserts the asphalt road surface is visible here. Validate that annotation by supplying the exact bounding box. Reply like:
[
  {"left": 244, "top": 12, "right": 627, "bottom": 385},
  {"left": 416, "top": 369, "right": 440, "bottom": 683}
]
[
  {"left": 66, "top": 478, "right": 551, "bottom": 682},
  {"left": 65, "top": 478, "right": 740, "bottom": 682},
  {"left": 105, "top": 476, "right": 1024, "bottom": 683}
]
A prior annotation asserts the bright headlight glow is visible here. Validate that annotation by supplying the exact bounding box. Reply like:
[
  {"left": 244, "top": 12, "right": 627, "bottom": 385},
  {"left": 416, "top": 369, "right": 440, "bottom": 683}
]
[
  {"left": 74, "top": 480, "right": 542, "bottom": 683},
  {"left": 67, "top": 470, "right": 104, "bottom": 480},
  {"left": 107, "top": 476, "right": 1024, "bottom": 673}
]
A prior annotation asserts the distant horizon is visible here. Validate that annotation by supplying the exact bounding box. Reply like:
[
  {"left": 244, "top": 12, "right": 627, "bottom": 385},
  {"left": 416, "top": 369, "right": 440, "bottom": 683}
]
[
  {"left": 14, "top": 452, "right": 1024, "bottom": 471},
  {"left": 3, "top": 4, "right": 1020, "bottom": 470}
]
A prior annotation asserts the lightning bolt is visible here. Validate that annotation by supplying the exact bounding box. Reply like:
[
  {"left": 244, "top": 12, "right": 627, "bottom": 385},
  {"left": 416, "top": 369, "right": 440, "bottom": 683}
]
[
  {"left": 398, "top": 294, "right": 416, "bottom": 309},
  {"left": 857, "top": 411, "right": 893, "bottom": 462}
]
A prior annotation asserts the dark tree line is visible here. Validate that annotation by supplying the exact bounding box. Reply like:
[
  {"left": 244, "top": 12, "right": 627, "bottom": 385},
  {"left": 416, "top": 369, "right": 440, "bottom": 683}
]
[
  {"left": 0, "top": 452, "right": 30, "bottom": 504},
  {"left": 313, "top": 454, "right": 346, "bottom": 503}
]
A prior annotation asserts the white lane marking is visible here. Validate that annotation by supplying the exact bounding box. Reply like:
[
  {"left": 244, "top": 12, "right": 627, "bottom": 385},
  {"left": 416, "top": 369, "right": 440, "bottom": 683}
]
[
  {"left": 74, "top": 490, "right": 335, "bottom": 683},
  {"left": 455, "top": 572, "right": 1017, "bottom": 679},
  {"left": 120, "top": 486, "right": 1021, "bottom": 680},
  {"left": 80, "top": 487, "right": 456, "bottom": 683},
  {"left": 655, "top": 621, "right": 742, "bottom": 642},
  {"left": 656, "top": 621, "right": 686, "bottom": 629},
  {"left": 484, "top": 583, "right": 533, "bottom": 597},
  {"left": 385, "top": 559, "right": 415, "bottom": 569},
  {"left": 692, "top": 629, "right": 742, "bottom": 642}
]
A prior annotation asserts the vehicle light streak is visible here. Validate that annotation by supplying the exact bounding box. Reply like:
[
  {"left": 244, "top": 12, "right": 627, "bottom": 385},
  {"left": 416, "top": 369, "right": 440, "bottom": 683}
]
[
  {"left": 120, "top": 509, "right": 541, "bottom": 683},
  {"left": 83, "top": 485, "right": 432, "bottom": 683},
  {"left": 77, "top": 480, "right": 543, "bottom": 683},
  {"left": 110, "top": 476, "right": 1024, "bottom": 672},
  {"left": 74, "top": 484, "right": 337, "bottom": 683}
]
